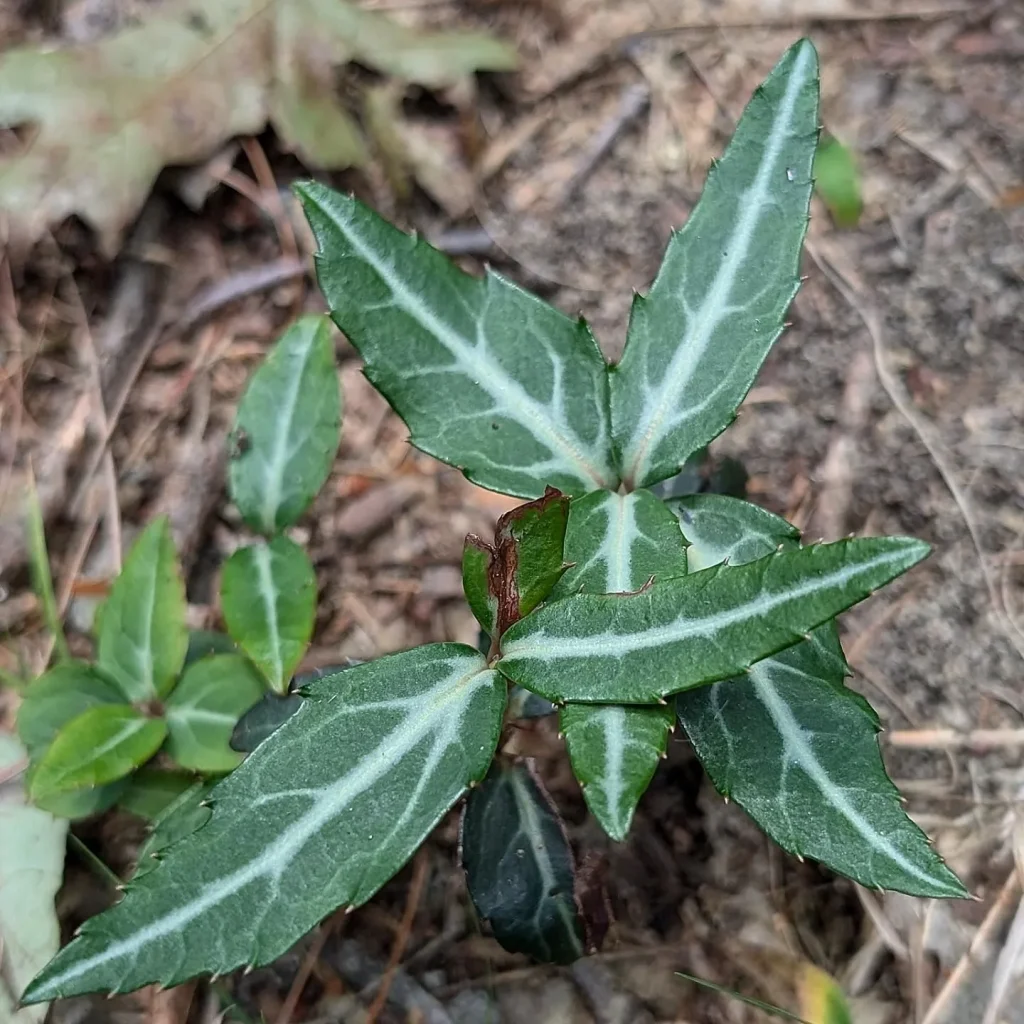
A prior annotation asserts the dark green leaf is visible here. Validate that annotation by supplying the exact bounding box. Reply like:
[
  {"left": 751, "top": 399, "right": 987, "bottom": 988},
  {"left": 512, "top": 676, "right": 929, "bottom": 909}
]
[
  {"left": 465, "top": 488, "right": 570, "bottom": 638},
  {"left": 461, "top": 760, "right": 584, "bottom": 964},
  {"left": 550, "top": 488, "right": 688, "bottom": 599},
  {"left": 814, "top": 133, "right": 862, "bottom": 229},
  {"left": 118, "top": 770, "right": 198, "bottom": 820},
  {"left": 24, "top": 644, "right": 505, "bottom": 1000},
  {"left": 133, "top": 781, "right": 212, "bottom": 879},
  {"left": 29, "top": 706, "right": 167, "bottom": 802},
  {"left": 611, "top": 39, "right": 820, "bottom": 489},
  {"left": 462, "top": 537, "right": 497, "bottom": 636},
  {"left": 547, "top": 488, "right": 686, "bottom": 839},
  {"left": 297, "top": 181, "right": 618, "bottom": 499},
  {"left": 229, "top": 692, "right": 303, "bottom": 753},
  {"left": 673, "top": 495, "right": 965, "bottom": 898},
  {"left": 498, "top": 537, "right": 930, "bottom": 703},
  {"left": 497, "top": 487, "right": 570, "bottom": 619},
  {"left": 164, "top": 655, "right": 266, "bottom": 773},
  {"left": 220, "top": 536, "right": 317, "bottom": 693},
  {"left": 96, "top": 518, "right": 187, "bottom": 701},
  {"left": 228, "top": 315, "right": 342, "bottom": 535},
  {"left": 560, "top": 703, "right": 673, "bottom": 841}
]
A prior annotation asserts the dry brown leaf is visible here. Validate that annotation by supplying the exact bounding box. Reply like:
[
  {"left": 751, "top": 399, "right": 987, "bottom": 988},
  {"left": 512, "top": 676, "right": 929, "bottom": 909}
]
[{"left": 0, "top": 0, "right": 515, "bottom": 253}]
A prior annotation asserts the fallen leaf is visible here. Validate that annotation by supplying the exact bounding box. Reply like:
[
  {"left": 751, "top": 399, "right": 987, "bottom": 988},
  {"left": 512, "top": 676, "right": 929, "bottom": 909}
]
[
  {"left": 0, "top": 731, "right": 67, "bottom": 1024},
  {"left": 0, "top": 0, "right": 516, "bottom": 253}
]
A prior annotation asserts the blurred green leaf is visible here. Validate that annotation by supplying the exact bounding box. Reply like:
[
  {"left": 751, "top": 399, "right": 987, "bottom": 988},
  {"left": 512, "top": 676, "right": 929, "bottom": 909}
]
[
  {"left": 96, "top": 518, "right": 187, "bottom": 701},
  {"left": 228, "top": 316, "right": 341, "bottom": 535},
  {"left": 29, "top": 707, "right": 166, "bottom": 802},
  {"left": 221, "top": 536, "right": 317, "bottom": 693},
  {"left": 164, "top": 655, "right": 266, "bottom": 773},
  {"left": 184, "top": 631, "right": 237, "bottom": 667},
  {"left": 118, "top": 769, "right": 198, "bottom": 821},
  {"left": 813, "top": 134, "right": 862, "bottom": 229},
  {"left": 24, "top": 470, "right": 67, "bottom": 663},
  {"left": 17, "top": 663, "right": 124, "bottom": 761},
  {"left": 16, "top": 663, "right": 128, "bottom": 820}
]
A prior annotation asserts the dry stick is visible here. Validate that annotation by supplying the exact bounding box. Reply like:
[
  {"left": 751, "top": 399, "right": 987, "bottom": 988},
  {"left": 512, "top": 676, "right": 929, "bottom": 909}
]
[
  {"left": 921, "top": 871, "right": 1020, "bottom": 1024},
  {"left": 620, "top": 3, "right": 973, "bottom": 37},
  {"left": 364, "top": 850, "right": 430, "bottom": 1023},
  {"left": 886, "top": 728, "right": 1024, "bottom": 752},
  {"left": 805, "top": 239, "right": 1024, "bottom": 662},
  {"left": 64, "top": 276, "right": 123, "bottom": 574},
  {"left": 275, "top": 914, "right": 345, "bottom": 1024}
]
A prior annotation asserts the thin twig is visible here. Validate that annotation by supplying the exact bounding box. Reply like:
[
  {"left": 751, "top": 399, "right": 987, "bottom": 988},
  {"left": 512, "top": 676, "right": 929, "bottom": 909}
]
[
  {"left": 275, "top": 914, "right": 344, "bottom": 1024},
  {"left": 887, "top": 728, "right": 1024, "bottom": 752},
  {"left": 922, "top": 872, "right": 1019, "bottom": 1024},
  {"left": 364, "top": 850, "right": 429, "bottom": 1023}
]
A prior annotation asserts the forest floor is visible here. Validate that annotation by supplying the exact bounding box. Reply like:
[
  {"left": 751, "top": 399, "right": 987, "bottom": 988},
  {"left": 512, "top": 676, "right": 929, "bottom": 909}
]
[{"left": 2, "top": 0, "right": 1024, "bottom": 1022}]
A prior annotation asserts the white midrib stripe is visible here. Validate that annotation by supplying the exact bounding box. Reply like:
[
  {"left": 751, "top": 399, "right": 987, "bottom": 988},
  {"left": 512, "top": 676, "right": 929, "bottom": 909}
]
[
  {"left": 623, "top": 44, "right": 813, "bottom": 484},
  {"left": 510, "top": 771, "right": 582, "bottom": 956},
  {"left": 605, "top": 494, "right": 638, "bottom": 593},
  {"left": 41, "top": 662, "right": 491, "bottom": 991},
  {"left": 597, "top": 707, "right": 626, "bottom": 835},
  {"left": 503, "top": 549, "right": 905, "bottom": 660},
  {"left": 749, "top": 664, "right": 943, "bottom": 888},
  {"left": 168, "top": 707, "right": 237, "bottom": 727},
  {"left": 253, "top": 545, "right": 283, "bottom": 686},
  {"left": 328, "top": 205, "right": 612, "bottom": 490},
  {"left": 63, "top": 719, "right": 148, "bottom": 777},
  {"left": 259, "top": 328, "right": 317, "bottom": 533}
]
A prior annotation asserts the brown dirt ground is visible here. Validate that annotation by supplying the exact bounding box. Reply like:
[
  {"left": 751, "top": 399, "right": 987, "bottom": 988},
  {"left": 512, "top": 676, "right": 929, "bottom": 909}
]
[{"left": 3, "top": 1, "right": 1024, "bottom": 1022}]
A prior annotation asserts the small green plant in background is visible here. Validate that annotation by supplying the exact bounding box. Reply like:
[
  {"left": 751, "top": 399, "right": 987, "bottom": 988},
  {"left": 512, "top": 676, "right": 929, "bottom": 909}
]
[
  {"left": 23, "top": 38, "right": 966, "bottom": 1005},
  {"left": 15, "top": 316, "right": 341, "bottom": 822}
]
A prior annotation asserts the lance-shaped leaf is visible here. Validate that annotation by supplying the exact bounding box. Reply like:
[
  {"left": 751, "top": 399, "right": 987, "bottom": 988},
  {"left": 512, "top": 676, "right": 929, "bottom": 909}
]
[
  {"left": 96, "top": 518, "right": 187, "bottom": 701},
  {"left": 463, "top": 488, "right": 570, "bottom": 637},
  {"left": 29, "top": 706, "right": 167, "bottom": 803},
  {"left": 220, "top": 536, "right": 317, "bottom": 694},
  {"left": 462, "top": 760, "right": 585, "bottom": 964},
  {"left": 673, "top": 495, "right": 965, "bottom": 897},
  {"left": 228, "top": 315, "right": 342, "bottom": 535},
  {"left": 611, "top": 39, "right": 819, "bottom": 489},
  {"left": 498, "top": 537, "right": 930, "bottom": 703},
  {"left": 17, "top": 663, "right": 129, "bottom": 819},
  {"left": 164, "top": 655, "right": 266, "bottom": 773},
  {"left": 23, "top": 644, "right": 505, "bottom": 1001},
  {"left": 550, "top": 488, "right": 688, "bottom": 599},
  {"left": 297, "top": 181, "right": 618, "bottom": 499},
  {"left": 560, "top": 704, "right": 673, "bottom": 842},
  {"left": 549, "top": 488, "right": 686, "bottom": 839}
]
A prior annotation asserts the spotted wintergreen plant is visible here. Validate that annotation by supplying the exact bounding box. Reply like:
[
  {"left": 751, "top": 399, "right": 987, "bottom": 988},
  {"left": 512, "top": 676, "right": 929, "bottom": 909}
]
[
  {"left": 15, "top": 317, "right": 341, "bottom": 822},
  {"left": 23, "top": 37, "right": 965, "bottom": 1005}
]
